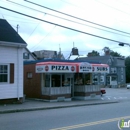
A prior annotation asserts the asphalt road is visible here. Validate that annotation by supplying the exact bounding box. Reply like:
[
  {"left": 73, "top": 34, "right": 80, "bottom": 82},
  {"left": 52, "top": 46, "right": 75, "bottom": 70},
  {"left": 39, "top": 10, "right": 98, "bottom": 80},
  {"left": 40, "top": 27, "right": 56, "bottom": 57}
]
[
  {"left": 0, "top": 100, "right": 130, "bottom": 130},
  {"left": 0, "top": 88, "right": 130, "bottom": 130},
  {"left": 101, "top": 87, "right": 130, "bottom": 101}
]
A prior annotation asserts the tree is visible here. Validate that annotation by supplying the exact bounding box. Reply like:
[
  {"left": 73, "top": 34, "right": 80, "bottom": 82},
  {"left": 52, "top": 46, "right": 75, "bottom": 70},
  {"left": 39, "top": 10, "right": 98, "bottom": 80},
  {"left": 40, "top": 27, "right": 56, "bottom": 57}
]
[
  {"left": 125, "top": 56, "right": 130, "bottom": 83},
  {"left": 110, "top": 51, "right": 122, "bottom": 57},
  {"left": 103, "top": 46, "right": 122, "bottom": 57},
  {"left": 87, "top": 50, "right": 100, "bottom": 56}
]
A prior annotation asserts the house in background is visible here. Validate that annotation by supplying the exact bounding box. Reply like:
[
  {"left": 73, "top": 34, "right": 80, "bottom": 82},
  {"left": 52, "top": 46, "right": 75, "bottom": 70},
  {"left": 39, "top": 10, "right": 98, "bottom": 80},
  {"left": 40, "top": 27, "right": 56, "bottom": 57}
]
[
  {"left": 32, "top": 50, "right": 65, "bottom": 60},
  {"left": 0, "top": 19, "right": 27, "bottom": 103},
  {"left": 76, "top": 52, "right": 126, "bottom": 88}
]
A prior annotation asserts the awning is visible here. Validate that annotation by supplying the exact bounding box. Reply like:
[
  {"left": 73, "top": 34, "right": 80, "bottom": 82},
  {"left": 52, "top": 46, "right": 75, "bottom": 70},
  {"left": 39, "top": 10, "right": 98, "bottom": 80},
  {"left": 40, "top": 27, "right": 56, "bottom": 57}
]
[
  {"left": 36, "top": 61, "right": 109, "bottom": 73},
  {"left": 92, "top": 64, "right": 109, "bottom": 73},
  {"left": 36, "top": 62, "right": 78, "bottom": 73}
]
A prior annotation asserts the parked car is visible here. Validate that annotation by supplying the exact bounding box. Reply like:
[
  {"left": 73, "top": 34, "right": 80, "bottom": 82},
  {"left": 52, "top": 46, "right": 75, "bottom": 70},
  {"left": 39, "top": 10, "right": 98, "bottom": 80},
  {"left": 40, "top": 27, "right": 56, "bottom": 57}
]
[
  {"left": 100, "top": 88, "right": 106, "bottom": 96},
  {"left": 127, "top": 84, "right": 130, "bottom": 89}
]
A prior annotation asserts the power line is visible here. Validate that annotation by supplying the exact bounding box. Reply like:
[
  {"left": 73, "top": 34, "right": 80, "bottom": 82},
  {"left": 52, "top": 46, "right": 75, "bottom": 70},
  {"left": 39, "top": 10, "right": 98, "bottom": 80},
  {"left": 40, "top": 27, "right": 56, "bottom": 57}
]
[
  {"left": 0, "top": 13, "right": 39, "bottom": 24},
  {"left": 95, "top": 0, "right": 130, "bottom": 16},
  {"left": 6, "top": 0, "right": 130, "bottom": 37},
  {"left": 60, "top": 0, "right": 130, "bottom": 27},
  {"left": 0, "top": 6, "right": 129, "bottom": 45},
  {"left": 26, "top": 14, "right": 47, "bottom": 42},
  {"left": 30, "top": 25, "right": 56, "bottom": 50},
  {"left": 24, "top": 0, "right": 130, "bottom": 35}
]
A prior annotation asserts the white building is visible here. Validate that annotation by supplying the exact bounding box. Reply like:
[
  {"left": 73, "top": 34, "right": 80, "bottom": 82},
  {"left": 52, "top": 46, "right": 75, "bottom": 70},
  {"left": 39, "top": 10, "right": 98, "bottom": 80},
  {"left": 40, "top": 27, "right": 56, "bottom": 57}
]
[{"left": 0, "top": 19, "right": 27, "bottom": 103}]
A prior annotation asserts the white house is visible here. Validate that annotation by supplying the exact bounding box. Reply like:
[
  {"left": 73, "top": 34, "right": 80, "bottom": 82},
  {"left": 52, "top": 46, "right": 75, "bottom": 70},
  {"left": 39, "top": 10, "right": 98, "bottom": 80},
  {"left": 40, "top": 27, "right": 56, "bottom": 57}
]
[
  {"left": 23, "top": 47, "right": 37, "bottom": 61},
  {"left": 0, "top": 19, "right": 27, "bottom": 103}
]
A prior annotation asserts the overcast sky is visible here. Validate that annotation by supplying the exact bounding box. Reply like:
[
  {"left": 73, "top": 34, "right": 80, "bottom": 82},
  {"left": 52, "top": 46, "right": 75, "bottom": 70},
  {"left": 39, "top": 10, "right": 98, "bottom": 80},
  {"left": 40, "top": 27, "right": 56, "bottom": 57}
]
[{"left": 1, "top": 0, "right": 130, "bottom": 59}]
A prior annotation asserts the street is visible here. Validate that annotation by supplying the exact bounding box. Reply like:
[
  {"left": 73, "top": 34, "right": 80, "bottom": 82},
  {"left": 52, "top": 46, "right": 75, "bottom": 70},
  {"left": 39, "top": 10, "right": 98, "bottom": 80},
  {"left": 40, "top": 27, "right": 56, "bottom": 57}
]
[
  {"left": 101, "top": 88, "right": 130, "bottom": 101},
  {"left": 0, "top": 88, "right": 130, "bottom": 130}
]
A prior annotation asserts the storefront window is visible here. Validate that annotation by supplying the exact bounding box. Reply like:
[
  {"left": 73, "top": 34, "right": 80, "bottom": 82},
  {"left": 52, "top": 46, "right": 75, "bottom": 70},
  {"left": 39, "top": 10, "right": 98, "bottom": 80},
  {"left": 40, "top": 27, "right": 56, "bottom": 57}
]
[
  {"left": 52, "top": 74, "right": 61, "bottom": 87},
  {"left": 74, "top": 73, "right": 83, "bottom": 85},
  {"left": 85, "top": 73, "right": 91, "bottom": 85},
  {"left": 111, "top": 76, "right": 117, "bottom": 81},
  {"left": 45, "top": 74, "right": 50, "bottom": 87},
  {"left": 45, "top": 74, "right": 72, "bottom": 87}
]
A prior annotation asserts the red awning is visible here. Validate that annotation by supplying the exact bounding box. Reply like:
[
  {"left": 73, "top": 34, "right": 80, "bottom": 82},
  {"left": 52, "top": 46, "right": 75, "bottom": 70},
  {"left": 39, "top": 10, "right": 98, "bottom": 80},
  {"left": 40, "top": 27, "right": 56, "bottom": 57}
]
[{"left": 36, "top": 61, "right": 109, "bottom": 73}]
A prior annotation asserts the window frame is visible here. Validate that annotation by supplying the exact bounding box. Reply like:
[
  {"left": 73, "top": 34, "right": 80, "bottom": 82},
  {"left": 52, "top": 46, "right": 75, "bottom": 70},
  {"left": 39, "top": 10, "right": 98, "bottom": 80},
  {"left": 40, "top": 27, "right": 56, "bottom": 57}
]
[
  {"left": 0, "top": 64, "right": 9, "bottom": 84},
  {"left": 27, "top": 72, "right": 33, "bottom": 79}
]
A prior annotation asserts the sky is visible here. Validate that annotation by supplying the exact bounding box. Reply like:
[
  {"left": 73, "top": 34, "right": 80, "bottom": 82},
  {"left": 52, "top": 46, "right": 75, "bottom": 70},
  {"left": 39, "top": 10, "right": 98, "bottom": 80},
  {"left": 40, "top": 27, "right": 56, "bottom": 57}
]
[{"left": 1, "top": 0, "right": 130, "bottom": 59}]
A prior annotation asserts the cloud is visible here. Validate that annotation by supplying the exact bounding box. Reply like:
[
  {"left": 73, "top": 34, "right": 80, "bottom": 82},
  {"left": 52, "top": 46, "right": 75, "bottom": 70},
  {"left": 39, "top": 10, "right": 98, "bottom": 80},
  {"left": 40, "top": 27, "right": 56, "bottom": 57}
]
[{"left": 1, "top": 0, "right": 130, "bottom": 58}]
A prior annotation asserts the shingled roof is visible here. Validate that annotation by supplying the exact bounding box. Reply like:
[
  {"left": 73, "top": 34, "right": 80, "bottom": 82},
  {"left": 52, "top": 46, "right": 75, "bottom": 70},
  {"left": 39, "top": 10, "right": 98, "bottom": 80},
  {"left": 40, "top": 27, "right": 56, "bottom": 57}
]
[
  {"left": 77, "top": 55, "right": 111, "bottom": 64},
  {"left": 0, "top": 19, "right": 26, "bottom": 45}
]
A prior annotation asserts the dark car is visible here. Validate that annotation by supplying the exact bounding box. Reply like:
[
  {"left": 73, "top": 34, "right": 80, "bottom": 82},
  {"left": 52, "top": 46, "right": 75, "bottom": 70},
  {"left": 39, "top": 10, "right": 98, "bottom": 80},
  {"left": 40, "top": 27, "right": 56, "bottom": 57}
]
[{"left": 100, "top": 88, "right": 106, "bottom": 96}]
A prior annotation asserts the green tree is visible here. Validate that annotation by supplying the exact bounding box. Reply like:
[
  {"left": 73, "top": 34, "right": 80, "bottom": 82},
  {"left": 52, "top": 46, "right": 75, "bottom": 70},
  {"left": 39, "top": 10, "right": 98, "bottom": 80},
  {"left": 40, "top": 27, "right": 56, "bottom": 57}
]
[
  {"left": 88, "top": 50, "right": 100, "bottom": 56},
  {"left": 125, "top": 56, "right": 130, "bottom": 83},
  {"left": 110, "top": 51, "right": 122, "bottom": 57}
]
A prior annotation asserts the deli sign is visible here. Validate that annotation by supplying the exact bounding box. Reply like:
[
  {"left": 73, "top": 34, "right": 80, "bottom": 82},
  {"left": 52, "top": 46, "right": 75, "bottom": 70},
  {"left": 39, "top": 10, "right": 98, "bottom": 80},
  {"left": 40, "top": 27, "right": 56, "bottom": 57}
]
[
  {"left": 79, "top": 62, "right": 92, "bottom": 73},
  {"left": 93, "top": 66, "right": 109, "bottom": 73}
]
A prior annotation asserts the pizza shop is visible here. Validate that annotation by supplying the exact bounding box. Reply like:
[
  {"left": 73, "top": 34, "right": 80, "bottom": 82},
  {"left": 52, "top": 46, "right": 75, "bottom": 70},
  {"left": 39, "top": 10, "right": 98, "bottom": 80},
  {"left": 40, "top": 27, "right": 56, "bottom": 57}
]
[{"left": 24, "top": 60, "right": 109, "bottom": 101}]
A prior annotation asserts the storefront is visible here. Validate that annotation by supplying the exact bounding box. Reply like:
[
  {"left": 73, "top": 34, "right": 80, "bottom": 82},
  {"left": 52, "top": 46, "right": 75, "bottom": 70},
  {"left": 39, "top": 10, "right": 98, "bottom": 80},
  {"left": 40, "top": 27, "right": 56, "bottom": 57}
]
[{"left": 35, "top": 61, "right": 109, "bottom": 101}]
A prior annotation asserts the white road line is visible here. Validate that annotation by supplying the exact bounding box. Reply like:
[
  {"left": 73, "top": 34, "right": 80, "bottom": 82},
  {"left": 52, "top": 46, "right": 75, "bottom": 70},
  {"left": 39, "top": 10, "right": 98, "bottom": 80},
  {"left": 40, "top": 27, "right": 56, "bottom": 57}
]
[
  {"left": 101, "top": 98, "right": 104, "bottom": 100},
  {"left": 114, "top": 97, "right": 116, "bottom": 99},
  {"left": 108, "top": 98, "right": 111, "bottom": 100}
]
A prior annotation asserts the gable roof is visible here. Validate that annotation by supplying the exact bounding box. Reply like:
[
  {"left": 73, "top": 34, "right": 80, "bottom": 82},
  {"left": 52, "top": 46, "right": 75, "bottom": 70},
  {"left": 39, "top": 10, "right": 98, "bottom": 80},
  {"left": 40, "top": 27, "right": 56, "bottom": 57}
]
[
  {"left": 0, "top": 19, "right": 27, "bottom": 46},
  {"left": 24, "top": 47, "right": 37, "bottom": 60},
  {"left": 77, "top": 55, "right": 111, "bottom": 64},
  {"left": 24, "top": 59, "right": 101, "bottom": 65}
]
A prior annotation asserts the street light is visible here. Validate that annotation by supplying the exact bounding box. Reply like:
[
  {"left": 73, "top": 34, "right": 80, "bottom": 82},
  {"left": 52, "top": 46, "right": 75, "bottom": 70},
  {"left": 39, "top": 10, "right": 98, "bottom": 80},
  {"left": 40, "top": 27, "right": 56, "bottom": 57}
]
[{"left": 119, "top": 42, "right": 130, "bottom": 47}]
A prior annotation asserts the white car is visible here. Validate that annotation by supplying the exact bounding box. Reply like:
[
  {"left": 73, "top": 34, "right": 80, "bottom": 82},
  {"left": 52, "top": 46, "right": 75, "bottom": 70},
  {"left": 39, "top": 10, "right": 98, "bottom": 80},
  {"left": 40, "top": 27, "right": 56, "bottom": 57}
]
[{"left": 127, "top": 84, "right": 130, "bottom": 89}]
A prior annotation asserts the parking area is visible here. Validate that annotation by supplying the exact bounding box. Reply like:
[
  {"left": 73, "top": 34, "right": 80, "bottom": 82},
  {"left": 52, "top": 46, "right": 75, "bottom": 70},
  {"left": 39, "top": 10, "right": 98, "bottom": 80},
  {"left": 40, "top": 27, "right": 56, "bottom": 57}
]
[{"left": 101, "top": 87, "right": 130, "bottom": 101}]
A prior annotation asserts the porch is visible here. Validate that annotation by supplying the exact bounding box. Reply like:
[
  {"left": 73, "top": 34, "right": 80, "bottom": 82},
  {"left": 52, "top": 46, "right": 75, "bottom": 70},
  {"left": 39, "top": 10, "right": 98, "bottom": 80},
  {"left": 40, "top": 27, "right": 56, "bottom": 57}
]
[
  {"left": 41, "top": 87, "right": 71, "bottom": 102},
  {"left": 41, "top": 85, "right": 101, "bottom": 101},
  {"left": 73, "top": 85, "right": 101, "bottom": 100}
]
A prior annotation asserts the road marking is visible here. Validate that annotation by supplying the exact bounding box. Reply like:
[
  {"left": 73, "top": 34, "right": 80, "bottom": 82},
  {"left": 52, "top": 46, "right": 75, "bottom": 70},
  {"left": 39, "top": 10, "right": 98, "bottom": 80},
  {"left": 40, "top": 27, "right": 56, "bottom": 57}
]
[
  {"left": 101, "top": 98, "right": 104, "bottom": 100},
  {"left": 50, "top": 116, "right": 130, "bottom": 130},
  {"left": 108, "top": 97, "right": 111, "bottom": 100},
  {"left": 114, "top": 97, "right": 116, "bottom": 99}
]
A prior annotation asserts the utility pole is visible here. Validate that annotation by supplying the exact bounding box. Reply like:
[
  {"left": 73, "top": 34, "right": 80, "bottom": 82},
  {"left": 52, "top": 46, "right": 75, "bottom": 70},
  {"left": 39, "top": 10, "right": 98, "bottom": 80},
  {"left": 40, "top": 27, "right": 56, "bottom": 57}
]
[
  {"left": 59, "top": 44, "right": 61, "bottom": 59},
  {"left": 16, "top": 24, "right": 19, "bottom": 33}
]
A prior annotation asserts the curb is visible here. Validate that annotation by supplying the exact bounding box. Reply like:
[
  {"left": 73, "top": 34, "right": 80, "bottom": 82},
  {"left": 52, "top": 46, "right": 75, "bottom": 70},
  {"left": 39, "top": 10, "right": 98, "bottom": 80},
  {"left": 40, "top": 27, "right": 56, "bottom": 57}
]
[{"left": 0, "top": 100, "right": 119, "bottom": 114}]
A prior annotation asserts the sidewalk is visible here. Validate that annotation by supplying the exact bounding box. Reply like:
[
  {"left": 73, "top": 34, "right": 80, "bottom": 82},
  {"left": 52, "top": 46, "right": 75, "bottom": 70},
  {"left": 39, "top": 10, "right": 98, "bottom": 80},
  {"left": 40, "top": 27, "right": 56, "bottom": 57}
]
[{"left": 0, "top": 99, "right": 119, "bottom": 114}]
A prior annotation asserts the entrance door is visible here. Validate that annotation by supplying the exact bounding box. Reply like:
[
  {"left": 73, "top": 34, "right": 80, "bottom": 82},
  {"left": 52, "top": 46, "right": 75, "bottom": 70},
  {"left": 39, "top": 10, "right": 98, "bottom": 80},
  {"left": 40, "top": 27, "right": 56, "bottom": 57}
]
[{"left": 106, "top": 76, "right": 110, "bottom": 86}]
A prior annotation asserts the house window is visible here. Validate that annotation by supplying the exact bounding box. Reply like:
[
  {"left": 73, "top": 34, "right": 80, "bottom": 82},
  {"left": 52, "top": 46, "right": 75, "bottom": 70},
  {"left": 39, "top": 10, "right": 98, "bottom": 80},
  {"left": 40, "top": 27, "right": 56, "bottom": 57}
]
[
  {"left": 0, "top": 65, "right": 9, "bottom": 83},
  {"left": 121, "top": 68, "right": 123, "bottom": 73},
  {"left": 111, "top": 68, "right": 117, "bottom": 73},
  {"left": 121, "top": 75, "right": 123, "bottom": 81},
  {"left": 23, "top": 52, "right": 29, "bottom": 59},
  {"left": 27, "top": 72, "right": 32, "bottom": 78}
]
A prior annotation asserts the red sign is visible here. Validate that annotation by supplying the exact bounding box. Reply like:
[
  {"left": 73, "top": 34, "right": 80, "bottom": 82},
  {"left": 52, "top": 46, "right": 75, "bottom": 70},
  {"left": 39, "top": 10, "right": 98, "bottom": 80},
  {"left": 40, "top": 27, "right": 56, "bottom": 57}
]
[
  {"left": 71, "top": 66, "right": 75, "bottom": 71},
  {"left": 45, "top": 66, "right": 49, "bottom": 71}
]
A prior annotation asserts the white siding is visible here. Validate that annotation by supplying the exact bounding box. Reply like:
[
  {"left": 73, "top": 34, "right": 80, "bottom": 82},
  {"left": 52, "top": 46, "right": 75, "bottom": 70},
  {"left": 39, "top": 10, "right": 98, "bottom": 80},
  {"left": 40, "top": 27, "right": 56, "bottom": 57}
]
[
  {"left": 0, "top": 46, "right": 23, "bottom": 99},
  {"left": 23, "top": 48, "right": 36, "bottom": 61}
]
